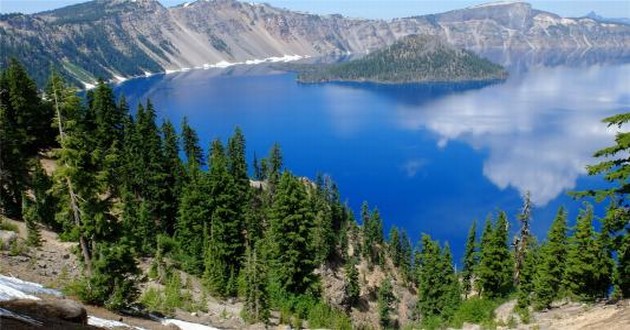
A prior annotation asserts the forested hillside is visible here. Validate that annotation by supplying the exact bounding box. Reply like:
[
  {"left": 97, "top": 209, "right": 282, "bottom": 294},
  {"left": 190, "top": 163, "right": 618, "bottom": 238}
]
[
  {"left": 297, "top": 35, "right": 508, "bottom": 83},
  {"left": 1, "top": 59, "right": 629, "bottom": 329}
]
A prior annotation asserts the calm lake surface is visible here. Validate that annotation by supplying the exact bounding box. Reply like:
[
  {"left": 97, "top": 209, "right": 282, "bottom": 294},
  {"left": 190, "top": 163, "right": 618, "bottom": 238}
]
[{"left": 115, "top": 58, "right": 630, "bottom": 261}]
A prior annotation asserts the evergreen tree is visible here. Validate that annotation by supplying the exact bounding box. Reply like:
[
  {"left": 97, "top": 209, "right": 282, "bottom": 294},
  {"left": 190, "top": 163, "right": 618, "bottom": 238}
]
[
  {"left": 476, "top": 212, "right": 513, "bottom": 298},
  {"left": 267, "top": 143, "right": 283, "bottom": 187},
  {"left": 514, "top": 192, "right": 533, "bottom": 286},
  {"left": 344, "top": 257, "right": 360, "bottom": 308},
  {"left": 564, "top": 205, "right": 600, "bottom": 300},
  {"left": 28, "top": 159, "right": 57, "bottom": 229},
  {"left": 533, "top": 207, "right": 568, "bottom": 310},
  {"left": 461, "top": 220, "right": 477, "bottom": 298},
  {"left": 160, "top": 120, "right": 184, "bottom": 235},
  {"left": 516, "top": 237, "right": 538, "bottom": 311},
  {"left": 266, "top": 172, "right": 316, "bottom": 295},
  {"left": 417, "top": 234, "right": 460, "bottom": 324},
  {"left": 618, "top": 231, "right": 630, "bottom": 297},
  {"left": 399, "top": 229, "right": 413, "bottom": 282},
  {"left": 175, "top": 168, "right": 211, "bottom": 274},
  {"left": 0, "top": 59, "right": 53, "bottom": 218},
  {"left": 362, "top": 202, "right": 384, "bottom": 266},
  {"left": 593, "top": 215, "right": 614, "bottom": 298},
  {"left": 440, "top": 243, "right": 461, "bottom": 321},
  {"left": 181, "top": 117, "right": 204, "bottom": 168},
  {"left": 377, "top": 277, "right": 395, "bottom": 329},
  {"left": 22, "top": 195, "right": 42, "bottom": 247},
  {"left": 578, "top": 112, "right": 630, "bottom": 297},
  {"left": 205, "top": 139, "right": 243, "bottom": 297},
  {"left": 241, "top": 244, "right": 270, "bottom": 324},
  {"left": 389, "top": 226, "right": 402, "bottom": 266}
]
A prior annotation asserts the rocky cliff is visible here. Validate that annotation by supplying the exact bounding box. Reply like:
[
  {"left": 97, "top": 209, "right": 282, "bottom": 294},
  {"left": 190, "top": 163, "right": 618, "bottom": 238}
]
[{"left": 1, "top": 0, "right": 628, "bottom": 86}]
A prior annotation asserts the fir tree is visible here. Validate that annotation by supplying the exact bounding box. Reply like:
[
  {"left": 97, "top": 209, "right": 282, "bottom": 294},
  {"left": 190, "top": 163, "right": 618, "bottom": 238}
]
[
  {"left": 181, "top": 117, "right": 204, "bottom": 168},
  {"left": 377, "top": 277, "right": 395, "bottom": 329},
  {"left": 0, "top": 59, "right": 53, "bottom": 217},
  {"left": 440, "top": 243, "right": 461, "bottom": 321},
  {"left": 533, "top": 207, "right": 568, "bottom": 310},
  {"left": 241, "top": 244, "right": 270, "bottom": 324},
  {"left": 22, "top": 195, "right": 42, "bottom": 247},
  {"left": 344, "top": 257, "right": 360, "bottom": 308},
  {"left": 175, "top": 168, "right": 211, "bottom": 274},
  {"left": 564, "top": 204, "right": 600, "bottom": 300},
  {"left": 417, "top": 234, "right": 460, "bottom": 324},
  {"left": 461, "top": 220, "right": 477, "bottom": 298},
  {"left": 578, "top": 112, "right": 630, "bottom": 297},
  {"left": 205, "top": 139, "right": 243, "bottom": 297},
  {"left": 266, "top": 172, "right": 316, "bottom": 295},
  {"left": 516, "top": 237, "right": 538, "bottom": 311},
  {"left": 389, "top": 226, "right": 402, "bottom": 266},
  {"left": 399, "top": 229, "right": 413, "bottom": 282},
  {"left": 160, "top": 120, "right": 184, "bottom": 235},
  {"left": 476, "top": 212, "right": 513, "bottom": 298}
]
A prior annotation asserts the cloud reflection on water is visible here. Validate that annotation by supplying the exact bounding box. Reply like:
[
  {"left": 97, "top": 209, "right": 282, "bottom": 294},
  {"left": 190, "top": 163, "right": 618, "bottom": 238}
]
[{"left": 396, "top": 64, "right": 630, "bottom": 205}]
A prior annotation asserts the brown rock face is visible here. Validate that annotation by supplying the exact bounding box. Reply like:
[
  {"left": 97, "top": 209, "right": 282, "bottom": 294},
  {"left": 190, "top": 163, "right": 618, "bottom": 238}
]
[{"left": 0, "top": 298, "right": 89, "bottom": 326}]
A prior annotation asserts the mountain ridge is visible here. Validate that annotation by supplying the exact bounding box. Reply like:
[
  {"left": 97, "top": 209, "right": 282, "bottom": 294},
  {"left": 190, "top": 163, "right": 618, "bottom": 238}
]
[{"left": 1, "top": 0, "right": 628, "bottom": 86}]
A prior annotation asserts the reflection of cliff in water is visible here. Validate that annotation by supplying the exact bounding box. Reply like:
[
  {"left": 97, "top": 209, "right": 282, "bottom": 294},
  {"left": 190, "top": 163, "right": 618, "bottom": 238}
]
[{"left": 478, "top": 47, "right": 630, "bottom": 73}]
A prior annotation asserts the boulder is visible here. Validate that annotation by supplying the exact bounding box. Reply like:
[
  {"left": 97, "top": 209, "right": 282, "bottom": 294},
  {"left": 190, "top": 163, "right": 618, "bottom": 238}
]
[
  {"left": 0, "top": 298, "right": 88, "bottom": 324},
  {"left": 0, "top": 230, "right": 18, "bottom": 250}
]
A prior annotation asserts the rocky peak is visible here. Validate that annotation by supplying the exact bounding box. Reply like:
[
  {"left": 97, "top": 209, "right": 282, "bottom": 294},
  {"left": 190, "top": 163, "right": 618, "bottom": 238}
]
[{"left": 440, "top": 1, "right": 535, "bottom": 30}]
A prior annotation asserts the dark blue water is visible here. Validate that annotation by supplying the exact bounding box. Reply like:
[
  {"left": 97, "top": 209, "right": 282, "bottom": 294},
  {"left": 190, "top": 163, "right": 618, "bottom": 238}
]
[{"left": 115, "top": 63, "right": 630, "bottom": 263}]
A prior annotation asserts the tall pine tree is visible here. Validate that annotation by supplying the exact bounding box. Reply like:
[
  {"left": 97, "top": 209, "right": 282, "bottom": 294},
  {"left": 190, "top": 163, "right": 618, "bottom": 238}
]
[{"left": 533, "top": 207, "right": 568, "bottom": 310}]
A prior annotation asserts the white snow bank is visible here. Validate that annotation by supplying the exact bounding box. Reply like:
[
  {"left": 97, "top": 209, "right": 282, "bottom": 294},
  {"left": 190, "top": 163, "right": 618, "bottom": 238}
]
[
  {"left": 0, "top": 275, "right": 61, "bottom": 301},
  {"left": 88, "top": 315, "right": 147, "bottom": 329},
  {"left": 163, "top": 319, "right": 220, "bottom": 330}
]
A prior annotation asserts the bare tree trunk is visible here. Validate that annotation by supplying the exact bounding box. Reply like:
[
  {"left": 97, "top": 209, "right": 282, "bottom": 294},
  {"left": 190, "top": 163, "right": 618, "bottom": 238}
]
[{"left": 52, "top": 79, "right": 92, "bottom": 275}]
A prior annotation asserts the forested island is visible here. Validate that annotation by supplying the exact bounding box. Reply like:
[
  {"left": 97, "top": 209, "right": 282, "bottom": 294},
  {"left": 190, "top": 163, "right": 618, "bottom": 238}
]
[
  {"left": 297, "top": 35, "right": 508, "bottom": 84},
  {"left": 1, "top": 58, "right": 629, "bottom": 329}
]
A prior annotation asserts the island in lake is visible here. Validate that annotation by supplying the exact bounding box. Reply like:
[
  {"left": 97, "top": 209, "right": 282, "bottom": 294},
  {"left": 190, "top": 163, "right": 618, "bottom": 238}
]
[{"left": 297, "top": 34, "right": 508, "bottom": 84}]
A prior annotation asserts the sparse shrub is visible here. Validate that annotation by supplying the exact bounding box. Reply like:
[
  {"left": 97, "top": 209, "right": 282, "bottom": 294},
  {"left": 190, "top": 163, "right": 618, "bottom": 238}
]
[{"left": 450, "top": 297, "right": 499, "bottom": 329}]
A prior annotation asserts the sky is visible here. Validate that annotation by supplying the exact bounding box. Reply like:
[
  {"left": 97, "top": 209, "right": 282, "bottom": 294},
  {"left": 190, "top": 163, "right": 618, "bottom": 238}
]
[{"left": 1, "top": 0, "right": 629, "bottom": 19}]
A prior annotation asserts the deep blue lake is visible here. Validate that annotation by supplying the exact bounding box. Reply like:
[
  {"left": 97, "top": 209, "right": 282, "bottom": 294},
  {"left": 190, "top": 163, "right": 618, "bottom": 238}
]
[{"left": 115, "top": 60, "right": 630, "bottom": 263}]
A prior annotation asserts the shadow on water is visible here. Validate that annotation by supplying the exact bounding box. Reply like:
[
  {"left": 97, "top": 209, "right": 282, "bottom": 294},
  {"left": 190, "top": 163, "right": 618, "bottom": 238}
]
[{"left": 324, "top": 79, "right": 504, "bottom": 107}]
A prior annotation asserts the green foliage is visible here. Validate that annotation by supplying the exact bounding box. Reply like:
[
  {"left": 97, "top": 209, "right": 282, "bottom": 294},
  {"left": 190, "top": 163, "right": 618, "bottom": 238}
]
[
  {"left": 450, "top": 297, "right": 499, "bottom": 329},
  {"left": 0, "top": 59, "right": 54, "bottom": 218},
  {"left": 22, "top": 196, "right": 42, "bottom": 247},
  {"left": 0, "top": 217, "right": 19, "bottom": 232},
  {"left": 344, "top": 257, "right": 360, "bottom": 308},
  {"left": 140, "top": 271, "right": 197, "bottom": 316},
  {"left": 266, "top": 172, "right": 318, "bottom": 295},
  {"left": 68, "top": 240, "right": 141, "bottom": 310},
  {"left": 175, "top": 168, "right": 211, "bottom": 274},
  {"left": 240, "top": 244, "right": 270, "bottom": 324},
  {"left": 298, "top": 34, "right": 507, "bottom": 83},
  {"left": 533, "top": 207, "right": 568, "bottom": 310},
  {"left": 462, "top": 220, "right": 477, "bottom": 298},
  {"left": 476, "top": 212, "right": 514, "bottom": 299},
  {"left": 516, "top": 238, "right": 538, "bottom": 312},
  {"left": 581, "top": 113, "right": 630, "bottom": 202},
  {"left": 181, "top": 117, "right": 204, "bottom": 168},
  {"left": 417, "top": 234, "right": 460, "bottom": 326},
  {"left": 564, "top": 204, "right": 603, "bottom": 301},
  {"left": 362, "top": 201, "right": 384, "bottom": 266},
  {"left": 377, "top": 277, "right": 396, "bottom": 329},
  {"left": 307, "top": 302, "right": 352, "bottom": 330}
]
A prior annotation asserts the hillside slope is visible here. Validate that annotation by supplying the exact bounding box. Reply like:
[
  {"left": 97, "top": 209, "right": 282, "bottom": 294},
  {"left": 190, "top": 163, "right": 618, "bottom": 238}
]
[
  {"left": 1, "top": 0, "right": 628, "bottom": 86},
  {"left": 2, "top": 216, "right": 629, "bottom": 329}
]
